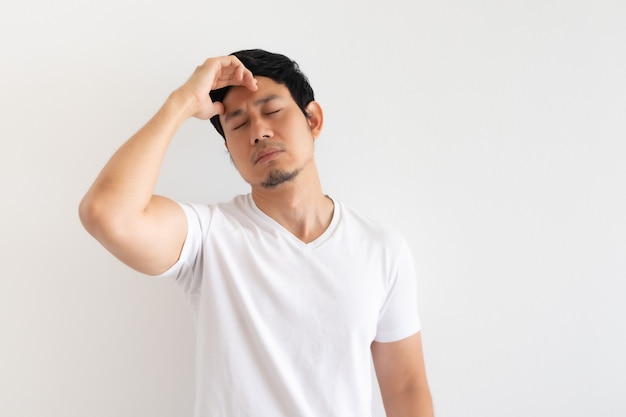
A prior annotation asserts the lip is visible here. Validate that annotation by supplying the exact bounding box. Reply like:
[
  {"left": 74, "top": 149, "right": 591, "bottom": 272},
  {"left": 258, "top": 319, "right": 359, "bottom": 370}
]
[{"left": 253, "top": 147, "right": 283, "bottom": 164}]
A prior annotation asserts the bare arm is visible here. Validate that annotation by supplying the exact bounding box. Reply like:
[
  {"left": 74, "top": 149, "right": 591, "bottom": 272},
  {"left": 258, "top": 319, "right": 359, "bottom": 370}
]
[
  {"left": 371, "top": 332, "right": 434, "bottom": 417},
  {"left": 78, "top": 56, "right": 257, "bottom": 275}
]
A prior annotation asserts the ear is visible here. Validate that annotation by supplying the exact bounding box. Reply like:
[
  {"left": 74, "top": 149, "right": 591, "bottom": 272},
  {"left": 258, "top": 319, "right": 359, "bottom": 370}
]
[
  {"left": 305, "top": 101, "right": 324, "bottom": 139},
  {"left": 223, "top": 139, "right": 229, "bottom": 151}
]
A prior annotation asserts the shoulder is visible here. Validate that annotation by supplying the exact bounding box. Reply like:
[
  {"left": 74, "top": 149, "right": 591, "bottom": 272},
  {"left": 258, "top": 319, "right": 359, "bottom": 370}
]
[
  {"left": 181, "top": 194, "right": 250, "bottom": 221},
  {"left": 334, "top": 200, "right": 406, "bottom": 251},
  {"left": 180, "top": 194, "right": 266, "bottom": 238}
]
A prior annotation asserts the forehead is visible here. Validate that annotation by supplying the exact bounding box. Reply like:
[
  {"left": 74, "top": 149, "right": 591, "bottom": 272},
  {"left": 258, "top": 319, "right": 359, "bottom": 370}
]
[{"left": 222, "top": 76, "right": 291, "bottom": 110}]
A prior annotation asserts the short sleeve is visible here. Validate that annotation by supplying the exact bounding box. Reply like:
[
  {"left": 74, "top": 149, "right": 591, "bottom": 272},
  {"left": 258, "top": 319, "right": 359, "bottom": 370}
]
[
  {"left": 374, "top": 238, "right": 421, "bottom": 342},
  {"left": 157, "top": 202, "right": 210, "bottom": 295}
]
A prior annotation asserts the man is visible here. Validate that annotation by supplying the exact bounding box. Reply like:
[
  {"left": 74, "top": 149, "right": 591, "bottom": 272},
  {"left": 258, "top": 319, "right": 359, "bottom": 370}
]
[{"left": 79, "top": 49, "right": 433, "bottom": 417}]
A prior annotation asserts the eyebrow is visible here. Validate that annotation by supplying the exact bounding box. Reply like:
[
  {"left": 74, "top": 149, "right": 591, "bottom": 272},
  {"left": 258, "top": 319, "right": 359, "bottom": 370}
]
[{"left": 224, "top": 95, "right": 281, "bottom": 124}]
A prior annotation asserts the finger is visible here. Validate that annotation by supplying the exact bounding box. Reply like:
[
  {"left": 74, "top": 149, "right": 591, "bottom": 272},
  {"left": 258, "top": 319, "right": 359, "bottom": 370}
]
[
  {"left": 223, "top": 56, "right": 257, "bottom": 90},
  {"left": 236, "top": 65, "right": 258, "bottom": 91},
  {"left": 214, "top": 70, "right": 256, "bottom": 91},
  {"left": 235, "top": 64, "right": 244, "bottom": 81},
  {"left": 211, "top": 101, "right": 225, "bottom": 116},
  {"left": 203, "top": 55, "right": 258, "bottom": 91},
  {"left": 194, "top": 100, "right": 224, "bottom": 121},
  {"left": 244, "top": 74, "right": 258, "bottom": 91}
]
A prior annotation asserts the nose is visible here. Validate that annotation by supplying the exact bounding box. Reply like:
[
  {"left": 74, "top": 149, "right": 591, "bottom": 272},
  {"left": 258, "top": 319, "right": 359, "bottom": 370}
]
[
  {"left": 252, "top": 135, "right": 271, "bottom": 144},
  {"left": 249, "top": 117, "right": 273, "bottom": 145}
]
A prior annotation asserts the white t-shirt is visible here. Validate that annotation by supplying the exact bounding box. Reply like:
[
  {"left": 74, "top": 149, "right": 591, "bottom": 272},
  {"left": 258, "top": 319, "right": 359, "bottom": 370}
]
[{"left": 161, "top": 194, "right": 420, "bottom": 417}]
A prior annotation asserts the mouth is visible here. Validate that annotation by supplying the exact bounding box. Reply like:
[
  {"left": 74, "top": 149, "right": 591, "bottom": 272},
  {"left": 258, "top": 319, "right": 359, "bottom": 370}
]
[{"left": 253, "top": 146, "right": 284, "bottom": 164}]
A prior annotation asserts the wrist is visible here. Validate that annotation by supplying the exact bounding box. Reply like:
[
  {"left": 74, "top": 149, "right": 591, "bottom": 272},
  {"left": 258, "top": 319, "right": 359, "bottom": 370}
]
[{"left": 164, "top": 88, "right": 199, "bottom": 122}]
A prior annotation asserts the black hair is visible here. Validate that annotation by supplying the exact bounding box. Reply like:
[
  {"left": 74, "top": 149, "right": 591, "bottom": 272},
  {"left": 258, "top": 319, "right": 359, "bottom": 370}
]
[{"left": 209, "top": 49, "right": 315, "bottom": 139}]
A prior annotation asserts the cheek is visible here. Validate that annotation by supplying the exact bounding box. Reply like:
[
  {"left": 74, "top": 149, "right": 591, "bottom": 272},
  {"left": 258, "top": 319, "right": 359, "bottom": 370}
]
[
  {"left": 284, "top": 116, "right": 312, "bottom": 138},
  {"left": 225, "top": 141, "right": 246, "bottom": 163}
]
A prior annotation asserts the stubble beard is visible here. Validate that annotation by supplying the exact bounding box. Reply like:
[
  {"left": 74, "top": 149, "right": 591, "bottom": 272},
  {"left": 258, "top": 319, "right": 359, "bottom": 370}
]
[{"left": 261, "top": 169, "right": 301, "bottom": 189}]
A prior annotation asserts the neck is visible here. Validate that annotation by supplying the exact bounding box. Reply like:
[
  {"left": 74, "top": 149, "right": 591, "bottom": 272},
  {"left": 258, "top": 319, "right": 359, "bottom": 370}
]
[{"left": 250, "top": 168, "right": 334, "bottom": 243}]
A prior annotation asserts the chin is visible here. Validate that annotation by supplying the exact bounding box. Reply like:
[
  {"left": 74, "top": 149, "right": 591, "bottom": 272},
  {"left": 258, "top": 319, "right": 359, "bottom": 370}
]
[{"left": 260, "top": 168, "right": 300, "bottom": 189}]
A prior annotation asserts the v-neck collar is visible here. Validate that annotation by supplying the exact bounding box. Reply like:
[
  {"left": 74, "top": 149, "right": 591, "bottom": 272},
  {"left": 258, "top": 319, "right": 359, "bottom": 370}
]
[{"left": 243, "top": 193, "right": 340, "bottom": 251}]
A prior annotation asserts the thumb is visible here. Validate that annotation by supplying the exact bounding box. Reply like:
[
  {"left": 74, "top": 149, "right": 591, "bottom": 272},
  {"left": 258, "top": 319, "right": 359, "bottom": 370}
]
[
  {"left": 210, "top": 101, "right": 225, "bottom": 117},
  {"left": 195, "top": 100, "right": 224, "bottom": 120}
]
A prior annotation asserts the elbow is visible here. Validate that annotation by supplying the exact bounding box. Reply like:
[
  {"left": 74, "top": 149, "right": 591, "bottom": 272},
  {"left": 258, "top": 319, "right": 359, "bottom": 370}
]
[
  {"left": 78, "top": 194, "right": 99, "bottom": 236},
  {"left": 78, "top": 193, "right": 125, "bottom": 241}
]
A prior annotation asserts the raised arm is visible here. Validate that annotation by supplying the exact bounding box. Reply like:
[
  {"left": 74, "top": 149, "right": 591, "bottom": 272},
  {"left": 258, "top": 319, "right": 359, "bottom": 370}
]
[{"left": 78, "top": 56, "right": 257, "bottom": 275}]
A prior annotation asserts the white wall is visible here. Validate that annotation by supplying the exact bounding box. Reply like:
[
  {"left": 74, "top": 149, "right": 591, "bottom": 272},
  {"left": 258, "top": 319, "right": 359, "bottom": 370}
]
[{"left": 1, "top": 0, "right": 625, "bottom": 416}]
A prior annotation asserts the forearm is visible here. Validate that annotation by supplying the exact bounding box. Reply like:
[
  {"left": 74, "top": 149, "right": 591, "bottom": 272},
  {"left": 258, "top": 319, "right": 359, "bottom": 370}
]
[{"left": 80, "top": 90, "right": 194, "bottom": 225}]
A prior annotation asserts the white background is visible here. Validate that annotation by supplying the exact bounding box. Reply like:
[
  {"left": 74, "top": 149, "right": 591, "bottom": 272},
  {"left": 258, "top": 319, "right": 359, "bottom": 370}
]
[{"left": 1, "top": 0, "right": 625, "bottom": 416}]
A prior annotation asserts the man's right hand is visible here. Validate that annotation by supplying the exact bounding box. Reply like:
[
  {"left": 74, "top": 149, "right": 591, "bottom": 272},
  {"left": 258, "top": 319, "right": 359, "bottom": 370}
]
[{"left": 176, "top": 55, "right": 258, "bottom": 120}]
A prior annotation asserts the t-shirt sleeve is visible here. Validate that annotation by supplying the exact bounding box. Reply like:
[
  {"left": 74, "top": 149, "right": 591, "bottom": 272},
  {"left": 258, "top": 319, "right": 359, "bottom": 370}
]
[
  {"left": 156, "top": 202, "right": 209, "bottom": 295},
  {"left": 374, "top": 237, "right": 421, "bottom": 343}
]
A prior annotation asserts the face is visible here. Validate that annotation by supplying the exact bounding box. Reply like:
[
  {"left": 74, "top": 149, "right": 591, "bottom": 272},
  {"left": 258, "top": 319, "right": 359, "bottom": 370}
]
[{"left": 220, "top": 76, "right": 323, "bottom": 189}]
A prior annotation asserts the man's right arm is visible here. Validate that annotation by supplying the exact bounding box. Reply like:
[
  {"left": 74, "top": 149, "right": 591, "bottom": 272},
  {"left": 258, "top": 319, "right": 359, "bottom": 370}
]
[
  {"left": 79, "top": 91, "right": 194, "bottom": 275},
  {"left": 78, "top": 56, "right": 257, "bottom": 275}
]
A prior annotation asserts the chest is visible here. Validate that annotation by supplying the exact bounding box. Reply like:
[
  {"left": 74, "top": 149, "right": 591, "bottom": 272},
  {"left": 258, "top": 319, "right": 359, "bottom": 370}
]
[{"left": 199, "top": 231, "right": 391, "bottom": 342}]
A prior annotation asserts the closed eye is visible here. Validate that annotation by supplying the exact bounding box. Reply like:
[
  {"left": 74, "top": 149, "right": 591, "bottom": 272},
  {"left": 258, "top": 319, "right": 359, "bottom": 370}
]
[
  {"left": 231, "top": 108, "right": 282, "bottom": 131},
  {"left": 232, "top": 120, "right": 248, "bottom": 131}
]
